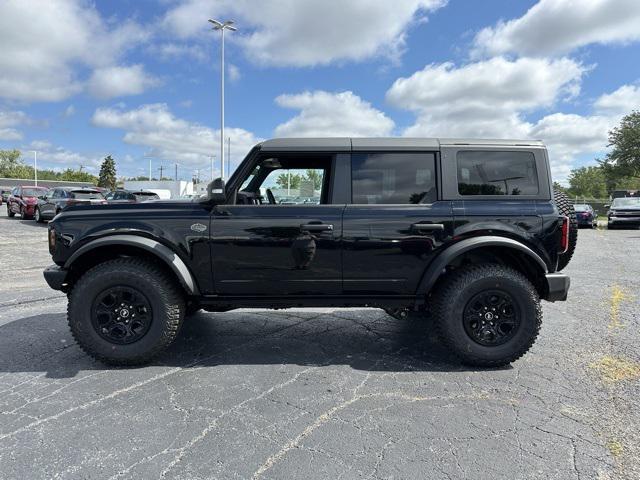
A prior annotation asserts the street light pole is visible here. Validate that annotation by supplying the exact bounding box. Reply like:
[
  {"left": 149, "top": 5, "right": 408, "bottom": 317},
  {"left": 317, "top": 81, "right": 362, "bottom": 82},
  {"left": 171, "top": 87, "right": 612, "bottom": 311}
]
[
  {"left": 30, "top": 151, "right": 37, "bottom": 186},
  {"left": 209, "top": 18, "right": 236, "bottom": 181}
]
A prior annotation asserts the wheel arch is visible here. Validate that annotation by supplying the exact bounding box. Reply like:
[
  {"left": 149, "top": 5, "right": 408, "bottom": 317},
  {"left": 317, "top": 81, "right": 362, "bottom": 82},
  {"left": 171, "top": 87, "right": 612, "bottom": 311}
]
[
  {"left": 418, "top": 236, "right": 549, "bottom": 298},
  {"left": 64, "top": 235, "right": 199, "bottom": 295}
]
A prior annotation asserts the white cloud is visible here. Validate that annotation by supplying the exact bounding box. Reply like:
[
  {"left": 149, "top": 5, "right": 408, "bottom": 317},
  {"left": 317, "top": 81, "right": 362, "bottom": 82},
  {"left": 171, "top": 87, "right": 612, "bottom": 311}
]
[
  {"left": 63, "top": 105, "right": 76, "bottom": 118},
  {"left": 228, "top": 64, "right": 241, "bottom": 83},
  {"left": 152, "top": 42, "right": 207, "bottom": 62},
  {"left": 0, "top": 109, "right": 30, "bottom": 141},
  {"left": 594, "top": 83, "right": 640, "bottom": 115},
  {"left": 384, "top": 59, "right": 640, "bottom": 182},
  {"left": 472, "top": 0, "right": 640, "bottom": 58},
  {"left": 24, "top": 140, "right": 104, "bottom": 172},
  {"left": 88, "top": 65, "right": 159, "bottom": 99},
  {"left": 0, "top": 0, "right": 148, "bottom": 103},
  {"left": 163, "top": 0, "right": 447, "bottom": 66},
  {"left": 274, "top": 91, "right": 395, "bottom": 137},
  {"left": 386, "top": 57, "right": 585, "bottom": 138},
  {"left": 92, "top": 103, "right": 260, "bottom": 173}
]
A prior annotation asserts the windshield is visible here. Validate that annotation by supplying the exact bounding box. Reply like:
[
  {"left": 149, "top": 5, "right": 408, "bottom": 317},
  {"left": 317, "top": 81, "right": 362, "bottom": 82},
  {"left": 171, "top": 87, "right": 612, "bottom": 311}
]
[
  {"left": 22, "top": 188, "right": 47, "bottom": 196},
  {"left": 612, "top": 198, "right": 640, "bottom": 207},
  {"left": 574, "top": 204, "right": 589, "bottom": 211},
  {"left": 71, "top": 191, "right": 104, "bottom": 199}
]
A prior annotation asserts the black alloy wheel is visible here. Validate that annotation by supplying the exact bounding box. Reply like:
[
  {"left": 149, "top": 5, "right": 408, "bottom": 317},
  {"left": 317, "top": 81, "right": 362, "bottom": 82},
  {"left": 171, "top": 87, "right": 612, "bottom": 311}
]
[
  {"left": 91, "top": 286, "right": 153, "bottom": 344},
  {"left": 463, "top": 290, "right": 520, "bottom": 346}
]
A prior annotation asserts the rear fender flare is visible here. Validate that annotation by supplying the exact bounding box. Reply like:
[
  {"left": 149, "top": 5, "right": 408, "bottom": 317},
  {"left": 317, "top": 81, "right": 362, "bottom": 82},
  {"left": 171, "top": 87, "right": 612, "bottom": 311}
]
[
  {"left": 64, "top": 234, "right": 199, "bottom": 295},
  {"left": 417, "top": 236, "right": 548, "bottom": 295}
]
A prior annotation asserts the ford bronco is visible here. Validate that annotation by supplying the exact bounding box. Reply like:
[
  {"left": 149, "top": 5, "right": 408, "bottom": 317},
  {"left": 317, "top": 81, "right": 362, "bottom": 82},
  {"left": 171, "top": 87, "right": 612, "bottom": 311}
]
[{"left": 43, "top": 138, "right": 575, "bottom": 367}]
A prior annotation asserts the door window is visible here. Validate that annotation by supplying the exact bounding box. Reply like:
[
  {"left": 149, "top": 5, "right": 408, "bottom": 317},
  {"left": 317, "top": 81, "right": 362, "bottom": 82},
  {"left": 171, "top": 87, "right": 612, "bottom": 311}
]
[
  {"left": 260, "top": 168, "right": 325, "bottom": 205},
  {"left": 351, "top": 152, "right": 437, "bottom": 204}
]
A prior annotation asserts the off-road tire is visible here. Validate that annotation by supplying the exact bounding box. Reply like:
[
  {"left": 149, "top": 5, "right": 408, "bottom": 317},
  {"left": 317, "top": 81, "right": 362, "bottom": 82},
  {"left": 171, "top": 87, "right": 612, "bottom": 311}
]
[
  {"left": 7, "top": 205, "right": 14, "bottom": 217},
  {"left": 553, "top": 190, "right": 577, "bottom": 271},
  {"left": 432, "top": 264, "right": 542, "bottom": 367},
  {"left": 67, "top": 258, "right": 185, "bottom": 366}
]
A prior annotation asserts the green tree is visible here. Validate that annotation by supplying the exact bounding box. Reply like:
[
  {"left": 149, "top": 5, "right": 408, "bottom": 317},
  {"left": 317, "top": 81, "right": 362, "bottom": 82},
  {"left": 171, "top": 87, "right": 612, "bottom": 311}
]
[
  {"left": 275, "top": 172, "right": 301, "bottom": 190},
  {"left": 553, "top": 182, "right": 567, "bottom": 194},
  {"left": 98, "top": 155, "right": 117, "bottom": 189},
  {"left": 602, "top": 110, "right": 640, "bottom": 177},
  {"left": 303, "top": 169, "right": 323, "bottom": 190},
  {"left": 566, "top": 166, "right": 607, "bottom": 198},
  {"left": 0, "top": 149, "right": 32, "bottom": 178}
]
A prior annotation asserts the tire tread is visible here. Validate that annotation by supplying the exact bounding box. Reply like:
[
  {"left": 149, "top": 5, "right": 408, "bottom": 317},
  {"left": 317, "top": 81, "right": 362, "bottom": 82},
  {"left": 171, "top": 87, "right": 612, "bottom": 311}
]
[
  {"left": 432, "top": 263, "right": 542, "bottom": 367},
  {"left": 67, "top": 257, "right": 184, "bottom": 366}
]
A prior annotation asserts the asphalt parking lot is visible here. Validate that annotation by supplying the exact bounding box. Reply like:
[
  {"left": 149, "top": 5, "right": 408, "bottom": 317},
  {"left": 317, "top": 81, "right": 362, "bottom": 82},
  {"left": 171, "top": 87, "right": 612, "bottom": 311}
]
[{"left": 0, "top": 215, "right": 638, "bottom": 480}]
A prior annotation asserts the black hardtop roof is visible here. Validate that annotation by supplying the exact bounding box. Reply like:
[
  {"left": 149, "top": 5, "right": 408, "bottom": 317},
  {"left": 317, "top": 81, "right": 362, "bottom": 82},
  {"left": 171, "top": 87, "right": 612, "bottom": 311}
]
[{"left": 259, "top": 137, "right": 545, "bottom": 152}]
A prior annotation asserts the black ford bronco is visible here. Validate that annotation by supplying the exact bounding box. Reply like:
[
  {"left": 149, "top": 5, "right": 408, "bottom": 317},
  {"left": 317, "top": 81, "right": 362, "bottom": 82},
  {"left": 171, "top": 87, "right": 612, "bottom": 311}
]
[{"left": 44, "top": 138, "right": 575, "bottom": 367}]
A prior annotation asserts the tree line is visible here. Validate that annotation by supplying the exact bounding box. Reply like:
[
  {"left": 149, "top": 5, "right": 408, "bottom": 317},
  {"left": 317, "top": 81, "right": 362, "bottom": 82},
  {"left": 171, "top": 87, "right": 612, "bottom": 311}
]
[
  {"left": 0, "top": 150, "right": 118, "bottom": 190},
  {"left": 557, "top": 111, "right": 640, "bottom": 199}
]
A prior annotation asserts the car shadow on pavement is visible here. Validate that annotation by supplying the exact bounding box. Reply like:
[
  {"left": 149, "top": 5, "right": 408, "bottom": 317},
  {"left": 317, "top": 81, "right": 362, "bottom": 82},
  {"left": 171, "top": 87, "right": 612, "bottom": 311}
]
[
  {"left": 0, "top": 309, "right": 509, "bottom": 378},
  {"left": 17, "top": 219, "right": 48, "bottom": 227}
]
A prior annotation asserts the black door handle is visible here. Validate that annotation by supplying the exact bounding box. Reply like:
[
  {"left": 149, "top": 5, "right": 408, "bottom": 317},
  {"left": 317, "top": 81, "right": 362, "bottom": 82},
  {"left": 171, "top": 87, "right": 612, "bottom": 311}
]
[
  {"left": 300, "top": 223, "right": 333, "bottom": 232},
  {"left": 411, "top": 223, "right": 445, "bottom": 232}
]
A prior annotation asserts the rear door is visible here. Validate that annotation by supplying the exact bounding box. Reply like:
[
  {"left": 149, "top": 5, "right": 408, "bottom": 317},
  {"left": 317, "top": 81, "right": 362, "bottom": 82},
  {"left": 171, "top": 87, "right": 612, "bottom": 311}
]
[{"left": 342, "top": 150, "right": 454, "bottom": 295}]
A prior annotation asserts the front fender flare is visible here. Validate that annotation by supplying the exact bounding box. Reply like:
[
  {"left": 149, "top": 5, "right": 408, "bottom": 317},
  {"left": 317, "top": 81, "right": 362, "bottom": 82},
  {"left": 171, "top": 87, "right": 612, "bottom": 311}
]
[
  {"left": 417, "top": 236, "right": 548, "bottom": 295},
  {"left": 65, "top": 234, "right": 199, "bottom": 295}
]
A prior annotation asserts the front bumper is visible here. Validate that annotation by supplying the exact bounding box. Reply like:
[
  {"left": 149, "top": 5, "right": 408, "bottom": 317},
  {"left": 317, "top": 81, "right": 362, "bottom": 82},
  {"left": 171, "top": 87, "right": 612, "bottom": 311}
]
[
  {"left": 608, "top": 216, "right": 640, "bottom": 225},
  {"left": 43, "top": 265, "right": 68, "bottom": 291},
  {"left": 544, "top": 273, "right": 570, "bottom": 302}
]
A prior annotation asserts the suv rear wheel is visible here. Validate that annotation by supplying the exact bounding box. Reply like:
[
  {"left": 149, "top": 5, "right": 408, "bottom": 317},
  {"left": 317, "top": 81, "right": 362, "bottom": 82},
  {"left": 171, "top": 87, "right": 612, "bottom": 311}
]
[
  {"left": 432, "top": 264, "right": 542, "bottom": 367},
  {"left": 67, "top": 258, "right": 185, "bottom": 365},
  {"left": 7, "top": 205, "right": 14, "bottom": 217}
]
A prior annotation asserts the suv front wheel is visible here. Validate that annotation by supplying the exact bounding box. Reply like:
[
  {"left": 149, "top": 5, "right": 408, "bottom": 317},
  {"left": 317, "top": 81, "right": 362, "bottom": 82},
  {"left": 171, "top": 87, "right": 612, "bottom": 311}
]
[
  {"left": 67, "top": 258, "right": 185, "bottom": 365},
  {"left": 432, "top": 264, "right": 542, "bottom": 367}
]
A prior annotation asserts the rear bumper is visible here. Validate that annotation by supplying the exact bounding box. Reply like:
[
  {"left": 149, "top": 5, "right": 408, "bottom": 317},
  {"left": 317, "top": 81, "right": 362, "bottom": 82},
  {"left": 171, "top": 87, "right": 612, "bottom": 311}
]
[
  {"left": 544, "top": 273, "right": 570, "bottom": 302},
  {"left": 43, "top": 265, "right": 68, "bottom": 291}
]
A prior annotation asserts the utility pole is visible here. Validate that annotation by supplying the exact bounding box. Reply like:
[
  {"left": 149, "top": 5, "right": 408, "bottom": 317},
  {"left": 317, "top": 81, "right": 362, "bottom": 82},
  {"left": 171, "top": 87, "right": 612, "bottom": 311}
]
[
  {"left": 79, "top": 164, "right": 85, "bottom": 173},
  {"left": 209, "top": 19, "right": 237, "bottom": 180},
  {"left": 30, "top": 150, "right": 38, "bottom": 186},
  {"left": 158, "top": 165, "right": 165, "bottom": 180},
  {"left": 175, "top": 163, "right": 178, "bottom": 181}
]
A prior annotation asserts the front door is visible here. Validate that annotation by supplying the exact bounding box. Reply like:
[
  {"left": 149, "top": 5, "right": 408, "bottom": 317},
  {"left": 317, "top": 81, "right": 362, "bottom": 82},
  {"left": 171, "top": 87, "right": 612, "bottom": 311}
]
[
  {"left": 342, "top": 151, "right": 454, "bottom": 295},
  {"left": 211, "top": 158, "right": 344, "bottom": 295}
]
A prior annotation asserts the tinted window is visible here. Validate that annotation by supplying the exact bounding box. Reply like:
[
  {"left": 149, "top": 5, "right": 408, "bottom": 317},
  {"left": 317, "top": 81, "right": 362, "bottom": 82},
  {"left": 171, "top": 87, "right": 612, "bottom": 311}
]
[
  {"left": 352, "top": 152, "right": 437, "bottom": 204},
  {"left": 133, "top": 192, "right": 159, "bottom": 201},
  {"left": 457, "top": 151, "right": 539, "bottom": 196},
  {"left": 71, "top": 191, "right": 103, "bottom": 199}
]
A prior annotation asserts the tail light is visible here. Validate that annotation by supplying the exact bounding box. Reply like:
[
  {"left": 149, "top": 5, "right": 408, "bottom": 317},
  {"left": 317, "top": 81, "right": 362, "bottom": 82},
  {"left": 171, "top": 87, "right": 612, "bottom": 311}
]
[
  {"left": 48, "top": 227, "right": 56, "bottom": 254},
  {"left": 560, "top": 216, "right": 569, "bottom": 253}
]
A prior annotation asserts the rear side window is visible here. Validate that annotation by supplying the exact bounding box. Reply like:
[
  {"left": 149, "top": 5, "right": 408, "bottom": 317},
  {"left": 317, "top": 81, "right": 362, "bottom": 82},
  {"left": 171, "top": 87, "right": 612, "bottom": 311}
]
[
  {"left": 352, "top": 152, "right": 437, "bottom": 204},
  {"left": 457, "top": 151, "right": 539, "bottom": 196}
]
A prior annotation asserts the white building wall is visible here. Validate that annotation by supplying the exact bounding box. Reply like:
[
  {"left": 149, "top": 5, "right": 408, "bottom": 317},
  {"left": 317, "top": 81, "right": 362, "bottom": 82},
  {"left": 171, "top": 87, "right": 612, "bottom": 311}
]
[{"left": 123, "top": 180, "right": 194, "bottom": 199}]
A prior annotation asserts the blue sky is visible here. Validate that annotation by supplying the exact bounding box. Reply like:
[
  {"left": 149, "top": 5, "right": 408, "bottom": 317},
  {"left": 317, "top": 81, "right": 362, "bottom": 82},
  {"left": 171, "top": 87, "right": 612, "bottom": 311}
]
[{"left": 1, "top": 0, "right": 639, "bottom": 182}]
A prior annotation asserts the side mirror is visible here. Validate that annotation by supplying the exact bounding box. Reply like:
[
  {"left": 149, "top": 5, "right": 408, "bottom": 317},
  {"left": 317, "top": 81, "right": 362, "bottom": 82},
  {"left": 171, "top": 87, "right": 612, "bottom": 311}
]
[{"left": 207, "top": 177, "right": 226, "bottom": 204}]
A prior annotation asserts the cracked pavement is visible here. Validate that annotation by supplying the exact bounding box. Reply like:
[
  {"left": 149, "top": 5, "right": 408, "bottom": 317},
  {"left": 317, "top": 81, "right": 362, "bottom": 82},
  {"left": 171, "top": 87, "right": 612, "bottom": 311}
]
[{"left": 0, "top": 216, "right": 639, "bottom": 479}]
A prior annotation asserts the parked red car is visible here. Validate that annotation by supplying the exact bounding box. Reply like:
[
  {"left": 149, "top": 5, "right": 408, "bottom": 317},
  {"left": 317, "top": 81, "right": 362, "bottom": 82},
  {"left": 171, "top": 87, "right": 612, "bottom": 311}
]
[{"left": 6, "top": 185, "right": 49, "bottom": 219}]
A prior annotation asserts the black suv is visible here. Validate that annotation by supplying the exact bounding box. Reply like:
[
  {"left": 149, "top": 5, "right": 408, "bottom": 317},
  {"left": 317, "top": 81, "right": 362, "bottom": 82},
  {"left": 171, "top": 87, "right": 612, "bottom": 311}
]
[{"left": 43, "top": 138, "right": 575, "bottom": 367}]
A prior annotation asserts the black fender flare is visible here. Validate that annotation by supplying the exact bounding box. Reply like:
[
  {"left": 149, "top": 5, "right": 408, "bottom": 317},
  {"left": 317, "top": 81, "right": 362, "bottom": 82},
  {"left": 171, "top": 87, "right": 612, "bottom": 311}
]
[
  {"left": 416, "top": 236, "right": 548, "bottom": 295},
  {"left": 64, "top": 234, "right": 199, "bottom": 295}
]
